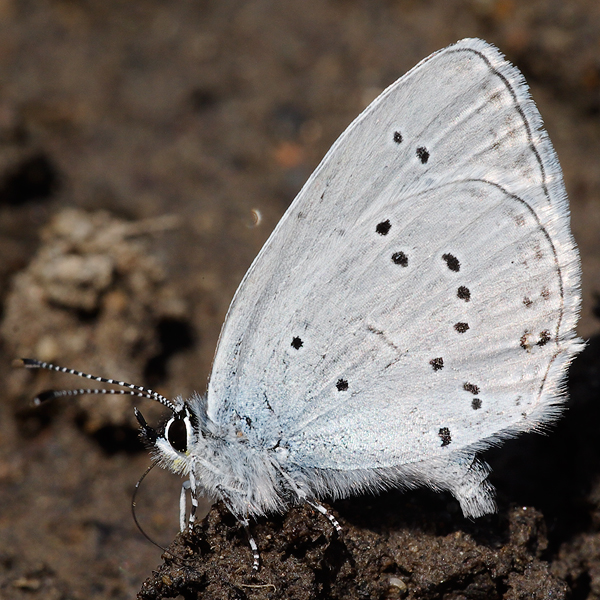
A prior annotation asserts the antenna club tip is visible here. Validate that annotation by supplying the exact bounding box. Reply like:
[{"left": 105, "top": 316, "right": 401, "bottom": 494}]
[
  {"left": 34, "top": 390, "right": 60, "bottom": 404},
  {"left": 13, "top": 358, "right": 42, "bottom": 369}
]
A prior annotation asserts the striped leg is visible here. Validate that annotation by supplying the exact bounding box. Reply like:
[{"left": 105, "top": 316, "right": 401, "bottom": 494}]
[
  {"left": 179, "top": 474, "right": 199, "bottom": 532},
  {"left": 241, "top": 519, "right": 260, "bottom": 571},
  {"left": 274, "top": 464, "right": 343, "bottom": 535},
  {"left": 188, "top": 471, "right": 199, "bottom": 530},
  {"left": 306, "top": 499, "right": 342, "bottom": 533}
]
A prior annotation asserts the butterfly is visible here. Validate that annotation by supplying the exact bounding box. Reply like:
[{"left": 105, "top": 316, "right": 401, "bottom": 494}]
[{"left": 22, "top": 38, "right": 583, "bottom": 571}]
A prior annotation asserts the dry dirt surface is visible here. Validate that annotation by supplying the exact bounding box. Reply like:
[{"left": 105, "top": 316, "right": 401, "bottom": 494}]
[{"left": 1, "top": 1, "right": 600, "bottom": 599}]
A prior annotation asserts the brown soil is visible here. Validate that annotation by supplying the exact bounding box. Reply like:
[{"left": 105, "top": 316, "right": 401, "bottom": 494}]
[{"left": 1, "top": 1, "right": 600, "bottom": 599}]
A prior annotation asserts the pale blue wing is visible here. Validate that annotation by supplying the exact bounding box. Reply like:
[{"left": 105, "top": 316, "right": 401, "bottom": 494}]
[{"left": 205, "top": 38, "right": 582, "bottom": 516}]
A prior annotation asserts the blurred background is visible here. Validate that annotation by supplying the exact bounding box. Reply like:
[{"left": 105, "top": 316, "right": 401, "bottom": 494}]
[{"left": 0, "top": 1, "right": 599, "bottom": 598}]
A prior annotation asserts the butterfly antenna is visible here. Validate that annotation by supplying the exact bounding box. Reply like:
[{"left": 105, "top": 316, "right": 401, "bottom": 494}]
[
  {"left": 132, "top": 461, "right": 195, "bottom": 564},
  {"left": 14, "top": 358, "right": 177, "bottom": 412}
]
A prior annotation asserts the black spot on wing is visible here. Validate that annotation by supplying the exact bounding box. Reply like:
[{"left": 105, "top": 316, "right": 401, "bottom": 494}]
[
  {"left": 393, "top": 131, "right": 403, "bottom": 144},
  {"left": 442, "top": 253, "right": 460, "bottom": 272},
  {"left": 391, "top": 251, "right": 408, "bottom": 267},
  {"left": 454, "top": 322, "right": 469, "bottom": 334},
  {"left": 438, "top": 427, "right": 451, "bottom": 446},
  {"left": 416, "top": 146, "right": 429, "bottom": 164},
  {"left": 463, "top": 383, "right": 480, "bottom": 395},
  {"left": 291, "top": 336, "right": 303, "bottom": 350},
  {"left": 336, "top": 378, "right": 348, "bottom": 391},
  {"left": 537, "top": 330, "right": 551, "bottom": 347},
  {"left": 457, "top": 286, "right": 470, "bottom": 301},
  {"left": 430, "top": 357, "right": 444, "bottom": 371},
  {"left": 472, "top": 398, "right": 482, "bottom": 410},
  {"left": 376, "top": 219, "right": 391, "bottom": 235}
]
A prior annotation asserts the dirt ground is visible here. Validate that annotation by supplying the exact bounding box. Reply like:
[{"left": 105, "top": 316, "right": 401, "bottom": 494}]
[{"left": 1, "top": 1, "right": 600, "bottom": 599}]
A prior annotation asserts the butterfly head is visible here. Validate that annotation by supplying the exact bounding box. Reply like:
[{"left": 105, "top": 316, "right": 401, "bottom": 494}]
[
  {"left": 15, "top": 358, "right": 207, "bottom": 477},
  {"left": 135, "top": 400, "right": 202, "bottom": 475}
]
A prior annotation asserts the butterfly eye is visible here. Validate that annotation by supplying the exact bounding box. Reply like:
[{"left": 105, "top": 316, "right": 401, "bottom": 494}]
[{"left": 166, "top": 414, "right": 188, "bottom": 453}]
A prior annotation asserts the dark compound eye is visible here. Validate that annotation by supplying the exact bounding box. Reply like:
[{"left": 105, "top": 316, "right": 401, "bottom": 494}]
[{"left": 166, "top": 414, "right": 188, "bottom": 453}]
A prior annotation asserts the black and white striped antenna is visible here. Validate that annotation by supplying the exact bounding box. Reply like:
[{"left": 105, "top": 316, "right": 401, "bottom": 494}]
[{"left": 14, "top": 358, "right": 177, "bottom": 412}]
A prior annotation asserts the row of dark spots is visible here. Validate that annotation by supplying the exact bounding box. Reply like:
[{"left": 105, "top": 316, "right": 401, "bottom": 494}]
[
  {"left": 292, "top": 350, "right": 474, "bottom": 418},
  {"left": 519, "top": 330, "right": 551, "bottom": 350},
  {"left": 374, "top": 226, "right": 471, "bottom": 376},
  {"left": 376, "top": 222, "right": 470, "bottom": 297},
  {"left": 523, "top": 288, "right": 551, "bottom": 308},
  {"left": 292, "top": 235, "right": 466, "bottom": 400},
  {"left": 393, "top": 131, "right": 429, "bottom": 164},
  {"left": 438, "top": 390, "right": 483, "bottom": 446},
  {"left": 443, "top": 257, "right": 472, "bottom": 336},
  {"left": 427, "top": 253, "right": 470, "bottom": 370},
  {"left": 443, "top": 256, "right": 470, "bottom": 334},
  {"left": 375, "top": 220, "right": 410, "bottom": 267},
  {"left": 443, "top": 255, "right": 470, "bottom": 329},
  {"left": 374, "top": 213, "right": 478, "bottom": 418},
  {"left": 444, "top": 258, "right": 471, "bottom": 304},
  {"left": 428, "top": 373, "right": 482, "bottom": 409},
  {"left": 464, "top": 382, "right": 482, "bottom": 410},
  {"left": 443, "top": 255, "right": 474, "bottom": 409}
]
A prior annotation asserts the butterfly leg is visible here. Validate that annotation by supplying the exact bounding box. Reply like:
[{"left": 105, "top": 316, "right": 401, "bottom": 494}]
[
  {"left": 241, "top": 518, "right": 260, "bottom": 571},
  {"left": 306, "top": 499, "right": 342, "bottom": 533},
  {"left": 179, "top": 480, "right": 191, "bottom": 532},
  {"left": 188, "top": 470, "right": 199, "bottom": 530},
  {"left": 218, "top": 490, "right": 261, "bottom": 571},
  {"left": 276, "top": 466, "right": 343, "bottom": 534},
  {"left": 178, "top": 472, "right": 199, "bottom": 532}
]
